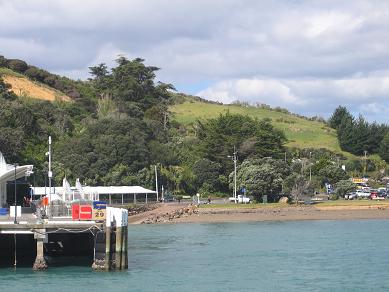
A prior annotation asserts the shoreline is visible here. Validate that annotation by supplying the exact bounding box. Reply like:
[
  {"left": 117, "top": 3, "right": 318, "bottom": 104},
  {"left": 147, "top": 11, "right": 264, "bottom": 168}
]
[
  {"left": 127, "top": 203, "right": 389, "bottom": 225},
  {"left": 172, "top": 205, "right": 389, "bottom": 224},
  {"left": 129, "top": 205, "right": 389, "bottom": 224}
]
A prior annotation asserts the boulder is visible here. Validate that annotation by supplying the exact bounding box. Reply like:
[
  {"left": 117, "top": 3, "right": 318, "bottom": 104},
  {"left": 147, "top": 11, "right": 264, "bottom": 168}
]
[{"left": 279, "top": 196, "right": 289, "bottom": 203}]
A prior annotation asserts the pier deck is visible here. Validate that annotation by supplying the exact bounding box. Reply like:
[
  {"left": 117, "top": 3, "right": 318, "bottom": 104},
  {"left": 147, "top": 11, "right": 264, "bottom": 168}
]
[{"left": 0, "top": 207, "right": 128, "bottom": 271}]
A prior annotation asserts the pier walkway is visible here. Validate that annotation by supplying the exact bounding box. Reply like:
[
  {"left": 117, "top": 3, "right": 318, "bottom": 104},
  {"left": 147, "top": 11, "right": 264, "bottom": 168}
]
[{"left": 0, "top": 206, "right": 127, "bottom": 271}]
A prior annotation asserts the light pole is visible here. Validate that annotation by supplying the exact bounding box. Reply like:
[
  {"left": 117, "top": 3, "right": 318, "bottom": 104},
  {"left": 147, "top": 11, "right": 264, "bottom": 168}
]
[
  {"left": 46, "top": 136, "right": 52, "bottom": 219},
  {"left": 228, "top": 146, "right": 238, "bottom": 203},
  {"left": 363, "top": 150, "right": 367, "bottom": 177},
  {"left": 154, "top": 165, "right": 159, "bottom": 202},
  {"left": 309, "top": 151, "right": 312, "bottom": 182},
  {"left": 14, "top": 164, "right": 18, "bottom": 224}
]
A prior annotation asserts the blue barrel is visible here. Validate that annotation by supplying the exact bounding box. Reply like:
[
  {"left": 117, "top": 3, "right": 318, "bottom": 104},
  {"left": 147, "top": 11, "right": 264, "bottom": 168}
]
[{"left": 0, "top": 208, "right": 9, "bottom": 216}]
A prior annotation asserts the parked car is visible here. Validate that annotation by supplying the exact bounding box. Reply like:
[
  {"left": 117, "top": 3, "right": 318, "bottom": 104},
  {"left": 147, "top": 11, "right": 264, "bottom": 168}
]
[
  {"left": 356, "top": 189, "right": 370, "bottom": 199},
  {"left": 229, "top": 195, "right": 251, "bottom": 203},
  {"left": 378, "top": 188, "right": 387, "bottom": 198},
  {"left": 370, "top": 189, "right": 379, "bottom": 198},
  {"left": 162, "top": 193, "right": 175, "bottom": 202},
  {"left": 345, "top": 192, "right": 357, "bottom": 200}
]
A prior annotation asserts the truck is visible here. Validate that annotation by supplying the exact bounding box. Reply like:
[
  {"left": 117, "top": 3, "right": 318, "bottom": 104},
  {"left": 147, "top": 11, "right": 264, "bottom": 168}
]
[{"left": 229, "top": 195, "right": 251, "bottom": 203}]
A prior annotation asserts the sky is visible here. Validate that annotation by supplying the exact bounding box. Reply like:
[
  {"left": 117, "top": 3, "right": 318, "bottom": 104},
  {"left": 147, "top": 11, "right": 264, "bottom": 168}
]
[{"left": 0, "top": 0, "right": 389, "bottom": 122}]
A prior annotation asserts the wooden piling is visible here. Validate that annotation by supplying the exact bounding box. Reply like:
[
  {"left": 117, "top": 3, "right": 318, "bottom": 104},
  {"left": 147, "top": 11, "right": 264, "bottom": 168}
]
[
  {"left": 104, "top": 226, "right": 111, "bottom": 271},
  {"left": 115, "top": 226, "right": 123, "bottom": 270},
  {"left": 120, "top": 226, "right": 127, "bottom": 270}
]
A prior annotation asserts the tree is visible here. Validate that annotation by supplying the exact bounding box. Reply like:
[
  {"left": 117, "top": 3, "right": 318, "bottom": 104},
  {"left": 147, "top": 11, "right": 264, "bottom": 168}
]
[
  {"left": 328, "top": 106, "right": 351, "bottom": 129},
  {"left": 318, "top": 164, "right": 349, "bottom": 185},
  {"left": 233, "top": 158, "right": 290, "bottom": 202},
  {"left": 337, "top": 114, "right": 355, "bottom": 153},
  {"left": 287, "top": 174, "right": 310, "bottom": 204},
  {"left": 379, "top": 132, "right": 389, "bottom": 163},
  {"left": 197, "top": 113, "right": 286, "bottom": 173},
  {"left": 335, "top": 180, "right": 355, "bottom": 199},
  {"left": 192, "top": 158, "right": 224, "bottom": 193}
]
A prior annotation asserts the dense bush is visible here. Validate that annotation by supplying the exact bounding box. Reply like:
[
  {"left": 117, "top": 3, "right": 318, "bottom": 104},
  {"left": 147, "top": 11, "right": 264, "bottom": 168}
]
[{"left": 7, "top": 59, "right": 28, "bottom": 72}]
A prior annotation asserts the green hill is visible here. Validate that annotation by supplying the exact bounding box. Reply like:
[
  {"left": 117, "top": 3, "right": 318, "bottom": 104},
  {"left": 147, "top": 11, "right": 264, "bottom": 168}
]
[
  {"left": 0, "top": 55, "right": 354, "bottom": 160},
  {"left": 171, "top": 99, "right": 351, "bottom": 156}
]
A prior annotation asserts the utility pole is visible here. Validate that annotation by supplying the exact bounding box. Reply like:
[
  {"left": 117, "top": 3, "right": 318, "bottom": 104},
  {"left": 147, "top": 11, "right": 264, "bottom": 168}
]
[
  {"left": 228, "top": 146, "right": 238, "bottom": 203},
  {"left": 47, "top": 136, "right": 52, "bottom": 219},
  {"left": 309, "top": 151, "right": 312, "bottom": 182},
  {"left": 363, "top": 150, "right": 367, "bottom": 177},
  {"left": 154, "top": 165, "right": 159, "bottom": 202},
  {"left": 14, "top": 164, "right": 18, "bottom": 224}
]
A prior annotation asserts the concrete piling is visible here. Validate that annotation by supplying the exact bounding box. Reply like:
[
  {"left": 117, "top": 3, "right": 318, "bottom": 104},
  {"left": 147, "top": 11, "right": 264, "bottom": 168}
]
[{"left": 33, "top": 238, "right": 48, "bottom": 271}]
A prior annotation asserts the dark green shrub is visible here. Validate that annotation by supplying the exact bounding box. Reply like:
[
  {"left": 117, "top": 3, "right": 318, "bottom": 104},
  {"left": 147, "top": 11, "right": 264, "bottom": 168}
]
[{"left": 7, "top": 59, "right": 28, "bottom": 72}]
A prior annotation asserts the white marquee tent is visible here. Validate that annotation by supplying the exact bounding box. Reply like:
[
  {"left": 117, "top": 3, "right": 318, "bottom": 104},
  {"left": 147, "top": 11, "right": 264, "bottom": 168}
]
[{"left": 32, "top": 182, "right": 157, "bottom": 205}]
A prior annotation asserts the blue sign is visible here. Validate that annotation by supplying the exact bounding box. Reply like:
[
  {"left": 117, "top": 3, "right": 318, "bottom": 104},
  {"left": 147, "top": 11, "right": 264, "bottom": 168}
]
[
  {"left": 93, "top": 201, "right": 107, "bottom": 209},
  {"left": 241, "top": 187, "right": 246, "bottom": 194}
]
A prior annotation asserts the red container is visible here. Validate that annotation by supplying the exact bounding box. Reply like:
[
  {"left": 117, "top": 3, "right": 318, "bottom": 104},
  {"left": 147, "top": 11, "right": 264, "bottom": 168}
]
[
  {"left": 72, "top": 204, "right": 80, "bottom": 220},
  {"left": 79, "top": 205, "right": 92, "bottom": 220}
]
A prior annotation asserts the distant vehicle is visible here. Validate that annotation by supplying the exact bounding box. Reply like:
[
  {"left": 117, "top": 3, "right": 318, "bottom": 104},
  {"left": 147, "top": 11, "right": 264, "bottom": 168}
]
[
  {"left": 370, "top": 189, "right": 379, "bottom": 199},
  {"left": 162, "top": 193, "right": 175, "bottom": 202},
  {"left": 378, "top": 188, "right": 388, "bottom": 196},
  {"left": 356, "top": 189, "right": 370, "bottom": 199},
  {"left": 229, "top": 195, "right": 251, "bottom": 203},
  {"left": 345, "top": 192, "right": 357, "bottom": 200},
  {"left": 378, "top": 188, "right": 387, "bottom": 198},
  {"left": 362, "top": 187, "right": 371, "bottom": 193}
]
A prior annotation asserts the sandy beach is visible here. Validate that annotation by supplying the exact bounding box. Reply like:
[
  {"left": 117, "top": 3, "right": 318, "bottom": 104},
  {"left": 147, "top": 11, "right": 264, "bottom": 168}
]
[{"left": 128, "top": 203, "right": 389, "bottom": 224}]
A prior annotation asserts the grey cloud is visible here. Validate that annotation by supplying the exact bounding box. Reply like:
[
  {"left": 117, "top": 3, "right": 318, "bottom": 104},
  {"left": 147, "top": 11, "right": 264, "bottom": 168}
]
[{"left": 0, "top": 0, "right": 388, "bottom": 122}]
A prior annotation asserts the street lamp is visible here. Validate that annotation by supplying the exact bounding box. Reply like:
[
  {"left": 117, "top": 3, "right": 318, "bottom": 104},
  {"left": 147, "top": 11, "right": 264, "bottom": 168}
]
[
  {"left": 46, "top": 136, "right": 52, "bottom": 219},
  {"left": 14, "top": 164, "right": 18, "bottom": 224},
  {"left": 228, "top": 146, "right": 238, "bottom": 203}
]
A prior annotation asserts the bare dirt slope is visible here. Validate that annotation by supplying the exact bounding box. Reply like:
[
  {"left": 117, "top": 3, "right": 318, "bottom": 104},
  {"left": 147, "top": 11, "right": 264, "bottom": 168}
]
[{"left": 3, "top": 75, "right": 70, "bottom": 101}]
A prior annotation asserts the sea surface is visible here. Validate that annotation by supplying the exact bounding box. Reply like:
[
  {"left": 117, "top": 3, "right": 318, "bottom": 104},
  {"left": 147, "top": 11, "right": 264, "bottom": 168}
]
[{"left": 1, "top": 220, "right": 389, "bottom": 291}]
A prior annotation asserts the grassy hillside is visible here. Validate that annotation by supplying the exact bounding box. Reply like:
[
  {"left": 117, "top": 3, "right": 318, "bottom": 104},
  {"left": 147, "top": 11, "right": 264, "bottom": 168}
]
[
  {"left": 171, "top": 100, "right": 351, "bottom": 156},
  {"left": 0, "top": 67, "right": 70, "bottom": 101},
  {"left": 0, "top": 63, "right": 352, "bottom": 158}
]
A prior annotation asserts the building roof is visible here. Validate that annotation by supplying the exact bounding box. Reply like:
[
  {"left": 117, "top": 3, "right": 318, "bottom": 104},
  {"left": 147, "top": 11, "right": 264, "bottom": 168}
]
[
  {"left": 32, "top": 185, "right": 156, "bottom": 196},
  {"left": 0, "top": 152, "right": 33, "bottom": 184}
]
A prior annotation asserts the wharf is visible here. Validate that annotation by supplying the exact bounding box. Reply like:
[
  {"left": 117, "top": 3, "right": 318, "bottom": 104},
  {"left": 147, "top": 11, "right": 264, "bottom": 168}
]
[
  {"left": 0, "top": 207, "right": 128, "bottom": 271},
  {"left": 0, "top": 218, "right": 103, "bottom": 233}
]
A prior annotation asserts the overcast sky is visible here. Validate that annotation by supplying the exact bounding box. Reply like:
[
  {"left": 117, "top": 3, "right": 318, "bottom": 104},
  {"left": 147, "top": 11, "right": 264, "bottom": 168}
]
[{"left": 1, "top": 0, "right": 388, "bottom": 122}]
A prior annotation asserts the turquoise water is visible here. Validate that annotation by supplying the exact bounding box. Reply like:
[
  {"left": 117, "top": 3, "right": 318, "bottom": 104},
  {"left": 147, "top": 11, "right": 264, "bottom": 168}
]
[{"left": 1, "top": 220, "right": 389, "bottom": 291}]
